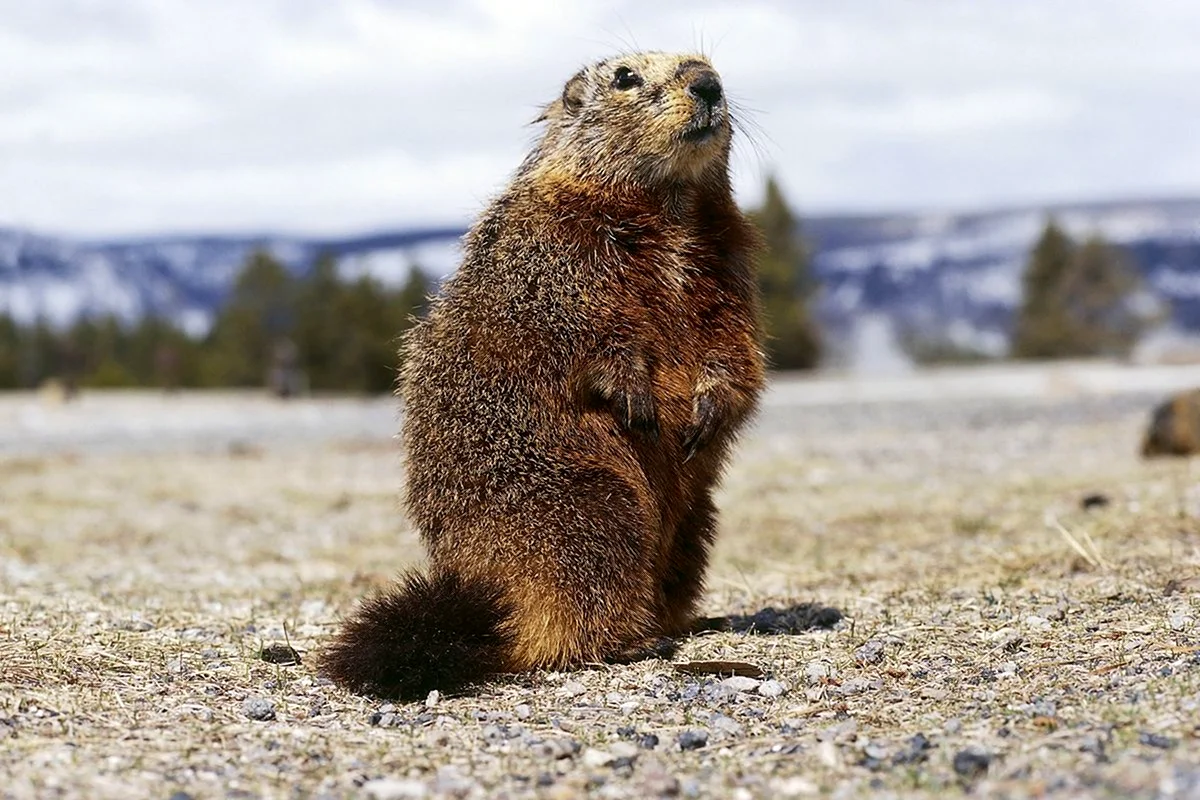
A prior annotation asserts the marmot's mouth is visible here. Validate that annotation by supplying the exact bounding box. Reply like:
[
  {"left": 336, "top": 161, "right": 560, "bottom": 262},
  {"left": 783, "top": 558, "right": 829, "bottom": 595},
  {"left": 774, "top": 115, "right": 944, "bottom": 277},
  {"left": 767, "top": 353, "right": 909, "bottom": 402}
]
[
  {"left": 681, "top": 122, "right": 718, "bottom": 143},
  {"left": 680, "top": 106, "right": 724, "bottom": 143}
]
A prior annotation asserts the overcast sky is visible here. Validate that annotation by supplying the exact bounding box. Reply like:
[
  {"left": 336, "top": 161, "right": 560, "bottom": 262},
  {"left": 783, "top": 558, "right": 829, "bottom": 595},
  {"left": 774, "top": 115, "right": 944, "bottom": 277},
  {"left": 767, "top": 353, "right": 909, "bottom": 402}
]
[{"left": 3, "top": 0, "right": 1198, "bottom": 238}]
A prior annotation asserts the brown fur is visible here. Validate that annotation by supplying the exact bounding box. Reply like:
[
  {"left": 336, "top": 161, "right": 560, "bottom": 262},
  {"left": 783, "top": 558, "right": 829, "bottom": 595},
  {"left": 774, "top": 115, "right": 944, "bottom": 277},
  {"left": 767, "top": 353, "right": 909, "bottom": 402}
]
[
  {"left": 1142, "top": 389, "right": 1200, "bottom": 457},
  {"left": 320, "top": 51, "right": 765, "bottom": 700}
]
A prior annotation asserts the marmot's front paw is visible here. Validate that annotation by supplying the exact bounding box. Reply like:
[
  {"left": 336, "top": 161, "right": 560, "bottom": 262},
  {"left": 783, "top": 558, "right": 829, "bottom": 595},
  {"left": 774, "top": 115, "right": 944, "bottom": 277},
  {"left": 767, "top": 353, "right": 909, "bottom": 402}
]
[
  {"left": 613, "top": 382, "right": 660, "bottom": 441},
  {"left": 681, "top": 393, "right": 719, "bottom": 461}
]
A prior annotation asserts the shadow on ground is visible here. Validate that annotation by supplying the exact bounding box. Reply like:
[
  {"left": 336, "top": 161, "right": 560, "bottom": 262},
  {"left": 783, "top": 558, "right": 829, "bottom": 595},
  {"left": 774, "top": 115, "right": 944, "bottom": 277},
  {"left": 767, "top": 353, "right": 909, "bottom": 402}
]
[{"left": 697, "top": 602, "right": 843, "bottom": 635}]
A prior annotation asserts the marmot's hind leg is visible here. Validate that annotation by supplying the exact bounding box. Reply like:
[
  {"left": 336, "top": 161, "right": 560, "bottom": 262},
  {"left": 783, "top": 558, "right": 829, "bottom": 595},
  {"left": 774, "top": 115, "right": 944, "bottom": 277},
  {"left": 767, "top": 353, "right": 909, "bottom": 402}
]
[
  {"left": 500, "top": 465, "right": 669, "bottom": 670},
  {"left": 660, "top": 494, "right": 718, "bottom": 637}
]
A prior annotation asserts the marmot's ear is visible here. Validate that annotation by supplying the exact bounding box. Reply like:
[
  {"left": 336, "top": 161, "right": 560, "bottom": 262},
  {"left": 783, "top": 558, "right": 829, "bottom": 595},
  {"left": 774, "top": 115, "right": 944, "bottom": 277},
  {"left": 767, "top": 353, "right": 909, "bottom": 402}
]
[{"left": 561, "top": 70, "right": 587, "bottom": 116}]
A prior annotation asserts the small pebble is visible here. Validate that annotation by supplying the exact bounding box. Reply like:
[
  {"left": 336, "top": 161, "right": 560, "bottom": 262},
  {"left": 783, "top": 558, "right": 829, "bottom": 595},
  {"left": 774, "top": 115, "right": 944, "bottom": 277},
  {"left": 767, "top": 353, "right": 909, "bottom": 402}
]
[
  {"left": 425, "top": 690, "right": 439, "bottom": 708},
  {"left": 118, "top": 617, "right": 155, "bottom": 632},
  {"left": 1140, "top": 732, "right": 1176, "bottom": 749},
  {"left": 710, "top": 714, "right": 742, "bottom": 736},
  {"left": 361, "top": 778, "right": 428, "bottom": 800},
  {"left": 758, "top": 679, "right": 786, "bottom": 698},
  {"left": 719, "top": 676, "right": 761, "bottom": 693},
  {"left": 952, "top": 748, "right": 992, "bottom": 780},
  {"left": 434, "top": 767, "right": 474, "bottom": 796},
  {"left": 610, "top": 742, "right": 640, "bottom": 760},
  {"left": 560, "top": 681, "right": 587, "bottom": 698},
  {"left": 638, "top": 734, "right": 660, "bottom": 750},
  {"left": 241, "top": 696, "right": 276, "bottom": 721},
  {"left": 583, "top": 748, "right": 615, "bottom": 768},
  {"left": 774, "top": 777, "right": 818, "bottom": 796},
  {"left": 515, "top": 704, "right": 532, "bottom": 720},
  {"left": 677, "top": 730, "right": 708, "bottom": 751},
  {"left": 854, "top": 640, "right": 885, "bottom": 665},
  {"left": 259, "top": 643, "right": 300, "bottom": 665},
  {"left": 805, "top": 661, "right": 831, "bottom": 682},
  {"left": 892, "top": 733, "right": 933, "bottom": 765}
]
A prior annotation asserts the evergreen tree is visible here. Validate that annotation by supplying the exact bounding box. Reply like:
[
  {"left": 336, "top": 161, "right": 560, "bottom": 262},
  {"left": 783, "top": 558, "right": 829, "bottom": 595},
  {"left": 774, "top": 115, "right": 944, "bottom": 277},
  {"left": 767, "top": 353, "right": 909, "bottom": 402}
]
[
  {"left": 1061, "top": 235, "right": 1147, "bottom": 357},
  {"left": 748, "top": 175, "right": 822, "bottom": 370},
  {"left": 1013, "top": 219, "right": 1076, "bottom": 359},
  {"left": 292, "top": 251, "right": 345, "bottom": 391},
  {"left": 337, "top": 275, "right": 403, "bottom": 394},
  {"left": 1012, "top": 219, "right": 1148, "bottom": 359},
  {"left": 203, "top": 249, "right": 297, "bottom": 387},
  {"left": 0, "top": 312, "right": 20, "bottom": 389},
  {"left": 395, "top": 265, "right": 433, "bottom": 324}
]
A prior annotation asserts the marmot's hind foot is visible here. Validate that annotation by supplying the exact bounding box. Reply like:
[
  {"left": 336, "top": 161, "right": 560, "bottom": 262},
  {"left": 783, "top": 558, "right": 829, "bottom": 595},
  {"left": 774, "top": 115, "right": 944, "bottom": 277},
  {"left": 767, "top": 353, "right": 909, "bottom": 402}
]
[{"left": 605, "top": 636, "right": 678, "bottom": 664}]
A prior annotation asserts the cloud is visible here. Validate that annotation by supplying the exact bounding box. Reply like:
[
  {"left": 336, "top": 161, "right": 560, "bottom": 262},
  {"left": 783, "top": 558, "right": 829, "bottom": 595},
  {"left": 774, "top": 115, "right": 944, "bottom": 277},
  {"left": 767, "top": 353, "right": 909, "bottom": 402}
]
[{"left": 0, "top": 0, "right": 1198, "bottom": 236}]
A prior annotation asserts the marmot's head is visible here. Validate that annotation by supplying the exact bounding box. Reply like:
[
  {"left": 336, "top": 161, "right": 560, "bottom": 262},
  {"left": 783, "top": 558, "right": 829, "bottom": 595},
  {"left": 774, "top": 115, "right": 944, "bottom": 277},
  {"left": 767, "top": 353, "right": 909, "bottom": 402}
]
[{"left": 531, "top": 52, "right": 734, "bottom": 187}]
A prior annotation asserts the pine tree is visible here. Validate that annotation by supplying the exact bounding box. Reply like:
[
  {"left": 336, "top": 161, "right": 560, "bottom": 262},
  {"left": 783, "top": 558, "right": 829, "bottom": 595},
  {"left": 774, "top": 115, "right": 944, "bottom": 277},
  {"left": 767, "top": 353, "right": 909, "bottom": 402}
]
[
  {"left": 0, "top": 313, "right": 20, "bottom": 389},
  {"left": 203, "top": 249, "right": 297, "bottom": 387},
  {"left": 395, "top": 265, "right": 433, "bottom": 327},
  {"left": 292, "top": 251, "right": 345, "bottom": 391},
  {"left": 1061, "top": 235, "right": 1147, "bottom": 357},
  {"left": 1012, "top": 219, "right": 1149, "bottom": 359},
  {"left": 748, "top": 175, "right": 822, "bottom": 370},
  {"left": 1013, "top": 219, "right": 1076, "bottom": 359}
]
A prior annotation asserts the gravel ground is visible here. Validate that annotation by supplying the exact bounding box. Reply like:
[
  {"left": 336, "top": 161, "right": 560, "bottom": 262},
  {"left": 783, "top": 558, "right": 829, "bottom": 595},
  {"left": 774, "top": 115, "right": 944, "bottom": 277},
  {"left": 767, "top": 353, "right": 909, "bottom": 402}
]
[{"left": 2, "top": 362, "right": 1200, "bottom": 798}]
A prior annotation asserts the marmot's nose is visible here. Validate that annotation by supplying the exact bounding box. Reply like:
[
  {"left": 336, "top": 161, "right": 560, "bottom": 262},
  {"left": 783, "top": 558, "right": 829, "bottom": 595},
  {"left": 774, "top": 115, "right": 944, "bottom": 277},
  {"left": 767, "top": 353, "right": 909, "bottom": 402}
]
[{"left": 688, "top": 73, "right": 723, "bottom": 107}]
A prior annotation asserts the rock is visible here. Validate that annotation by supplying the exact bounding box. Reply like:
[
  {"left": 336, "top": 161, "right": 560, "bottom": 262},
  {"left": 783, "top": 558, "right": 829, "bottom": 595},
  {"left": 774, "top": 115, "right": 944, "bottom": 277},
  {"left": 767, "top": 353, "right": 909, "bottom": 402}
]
[
  {"left": 892, "top": 733, "right": 934, "bottom": 765},
  {"left": 361, "top": 778, "right": 428, "bottom": 799},
  {"left": 805, "top": 661, "right": 831, "bottom": 682},
  {"left": 258, "top": 643, "right": 299, "bottom": 665},
  {"left": 854, "top": 640, "right": 885, "bottom": 665},
  {"left": 719, "top": 676, "right": 761, "bottom": 693},
  {"left": 816, "top": 740, "right": 841, "bottom": 769},
  {"left": 638, "top": 734, "right": 660, "bottom": 750},
  {"left": 1080, "top": 492, "right": 1111, "bottom": 510},
  {"left": 710, "top": 714, "right": 742, "bottom": 736},
  {"left": 560, "top": 680, "right": 587, "bottom": 698},
  {"left": 241, "top": 696, "right": 276, "bottom": 721},
  {"left": 1168, "top": 613, "right": 1192, "bottom": 632},
  {"left": 774, "top": 776, "right": 819, "bottom": 796},
  {"left": 610, "top": 741, "right": 640, "bottom": 760},
  {"left": 758, "top": 679, "right": 786, "bottom": 698},
  {"left": 515, "top": 704, "right": 532, "bottom": 720},
  {"left": 1142, "top": 390, "right": 1200, "bottom": 458},
  {"left": 952, "top": 748, "right": 992, "bottom": 780},
  {"left": 1140, "top": 732, "right": 1176, "bottom": 749},
  {"left": 117, "top": 616, "right": 154, "bottom": 632},
  {"left": 433, "top": 767, "right": 475, "bottom": 797},
  {"left": 677, "top": 730, "right": 708, "bottom": 751},
  {"left": 425, "top": 690, "right": 439, "bottom": 708},
  {"left": 583, "top": 748, "right": 615, "bottom": 768}
]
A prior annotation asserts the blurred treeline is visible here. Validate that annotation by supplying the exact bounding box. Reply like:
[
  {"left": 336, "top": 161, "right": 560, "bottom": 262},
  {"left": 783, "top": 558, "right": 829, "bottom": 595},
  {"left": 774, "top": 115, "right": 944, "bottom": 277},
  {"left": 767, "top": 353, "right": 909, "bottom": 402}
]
[
  {"left": 0, "top": 178, "right": 1164, "bottom": 393},
  {"left": 0, "top": 251, "right": 432, "bottom": 394},
  {"left": 750, "top": 176, "right": 1156, "bottom": 370}
]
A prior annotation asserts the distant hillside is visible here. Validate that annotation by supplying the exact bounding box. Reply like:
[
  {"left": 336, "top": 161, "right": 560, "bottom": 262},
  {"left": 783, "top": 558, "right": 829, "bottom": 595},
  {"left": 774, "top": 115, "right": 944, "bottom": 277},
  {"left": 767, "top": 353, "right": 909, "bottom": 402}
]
[{"left": 2, "top": 199, "right": 1198, "bottom": 356}]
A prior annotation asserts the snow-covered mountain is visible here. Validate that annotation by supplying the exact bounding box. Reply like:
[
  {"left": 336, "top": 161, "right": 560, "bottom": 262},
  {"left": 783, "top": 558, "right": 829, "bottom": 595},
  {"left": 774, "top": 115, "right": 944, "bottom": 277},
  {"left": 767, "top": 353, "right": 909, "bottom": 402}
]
[
  {"left": 808, "top": 198, "right": 1200, "bottom": 358},
  {"left": 2, "top": 199, "right": 1198, "bottom": 356}
]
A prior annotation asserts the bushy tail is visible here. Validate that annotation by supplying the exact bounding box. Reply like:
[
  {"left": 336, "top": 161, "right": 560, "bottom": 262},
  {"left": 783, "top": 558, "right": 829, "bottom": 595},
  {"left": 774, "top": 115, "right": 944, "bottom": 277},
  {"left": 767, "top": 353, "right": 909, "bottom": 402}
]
[{"left": 320, "top": 570, "right": 516, "bottom": 700}]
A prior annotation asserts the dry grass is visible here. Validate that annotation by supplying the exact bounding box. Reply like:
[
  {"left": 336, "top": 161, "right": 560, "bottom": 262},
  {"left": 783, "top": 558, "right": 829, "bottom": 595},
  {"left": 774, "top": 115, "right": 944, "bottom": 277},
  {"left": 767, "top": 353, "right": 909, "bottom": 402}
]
[{"left": 2, "top": 384, "right": 1199, "bottom": 798}]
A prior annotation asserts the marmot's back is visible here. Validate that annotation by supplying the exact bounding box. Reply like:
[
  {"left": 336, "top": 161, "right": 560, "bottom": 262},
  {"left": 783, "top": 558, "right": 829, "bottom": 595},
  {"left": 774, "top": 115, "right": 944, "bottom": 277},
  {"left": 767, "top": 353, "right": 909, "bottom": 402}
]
[{"left": 321, "top": 51, "right": 765, "bottom": 700}]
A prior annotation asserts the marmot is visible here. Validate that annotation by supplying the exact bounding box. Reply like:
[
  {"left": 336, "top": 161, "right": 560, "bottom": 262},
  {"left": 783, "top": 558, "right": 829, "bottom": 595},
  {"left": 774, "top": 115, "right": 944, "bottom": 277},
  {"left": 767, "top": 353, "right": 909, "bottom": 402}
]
[
  {"left": 1142, "top": 389, "right": 1200, "bottom": 457},
  {"left": 320, "top": 51, "right": 766, "bottom": 699}
]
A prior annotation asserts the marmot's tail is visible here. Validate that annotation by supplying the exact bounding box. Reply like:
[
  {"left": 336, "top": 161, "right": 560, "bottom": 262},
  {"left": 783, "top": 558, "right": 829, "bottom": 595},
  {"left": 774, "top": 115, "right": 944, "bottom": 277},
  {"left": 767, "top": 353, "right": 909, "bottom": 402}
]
[{"left": 319, "top": 570, "right": 515, "bottom": 700}]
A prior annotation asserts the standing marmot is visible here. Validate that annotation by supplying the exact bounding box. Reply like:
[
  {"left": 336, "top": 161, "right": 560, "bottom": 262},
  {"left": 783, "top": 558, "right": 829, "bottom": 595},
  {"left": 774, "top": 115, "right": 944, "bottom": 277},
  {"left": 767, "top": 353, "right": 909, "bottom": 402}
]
[{"left": 320, "top": 51, "right": 766, "bottom": 699}]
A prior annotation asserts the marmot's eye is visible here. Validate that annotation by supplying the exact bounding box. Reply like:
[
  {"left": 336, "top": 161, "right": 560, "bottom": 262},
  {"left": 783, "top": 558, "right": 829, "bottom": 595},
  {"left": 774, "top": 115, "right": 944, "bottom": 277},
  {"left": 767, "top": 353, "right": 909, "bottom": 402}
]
[{"left": 611, "top": 67, "right": 643, "bottom": 90}]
